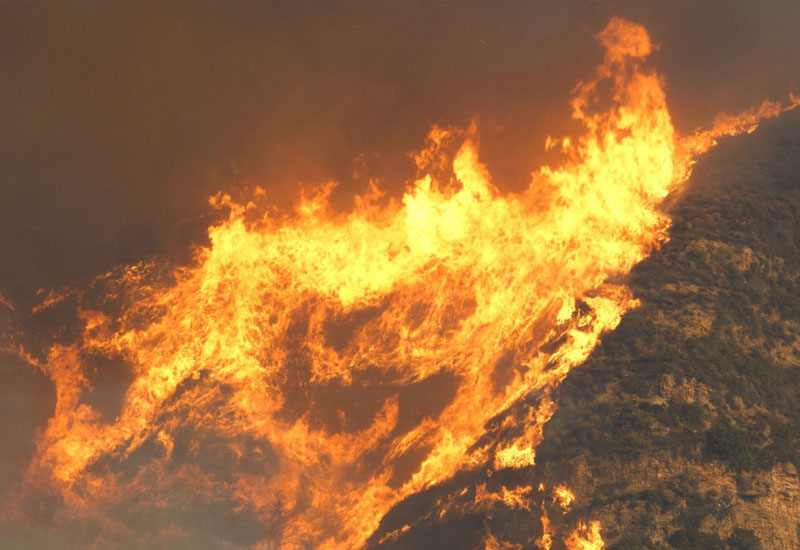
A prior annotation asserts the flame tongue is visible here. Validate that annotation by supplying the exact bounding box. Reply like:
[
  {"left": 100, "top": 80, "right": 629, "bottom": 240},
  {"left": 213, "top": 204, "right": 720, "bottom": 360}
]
[{"left": 19, "top": 16, "right": 797, "bottom": 550}]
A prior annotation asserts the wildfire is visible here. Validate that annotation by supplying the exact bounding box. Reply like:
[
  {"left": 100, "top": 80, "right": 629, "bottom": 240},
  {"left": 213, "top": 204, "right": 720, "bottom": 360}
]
[
  {"left": 554, "top": 485, "right": 575, "bottom": 510},
  {"left": 565, "top": 521, "right": 605, "bottom": 550},
  {"left": 9, "top": 16, "right": 797, "bottom": 550},
  {"left": 474, "top": 483, "right": 534, "bottom": 512}
]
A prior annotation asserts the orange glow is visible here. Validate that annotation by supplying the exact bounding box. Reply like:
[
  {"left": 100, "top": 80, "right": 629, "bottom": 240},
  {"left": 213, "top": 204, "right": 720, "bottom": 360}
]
[
  {"left": 681, "top": 96, "right": 800, "bottom": 162},
  {"left": 14, "top": 16, "right": 798, "bottom": 550},
  {"left": 0, "top": 292, "right": 15, "bottom": 313},
  {"left": 536, "top": 501, "right": 554, "bottom": 550},
  {"left": 483, "top": 530, "right": 524, "bottom": 550},
  {"left": 565, "top": 521, "right": 605, "bottom": 550},
  {"left": 554, "top": 485, "right": 575, "bottom": 510},
  {"left": 474, "top": 483, "right": 534, "bottom": 512},
  {"left": 494, "top": 394, "right": 556, "bottom": 470}
]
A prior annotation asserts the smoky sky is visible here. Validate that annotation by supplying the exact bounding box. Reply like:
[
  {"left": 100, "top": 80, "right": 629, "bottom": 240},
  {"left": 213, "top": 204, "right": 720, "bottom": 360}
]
[{"left": 2, "top": 1, "right": 800, "bottom": 306}]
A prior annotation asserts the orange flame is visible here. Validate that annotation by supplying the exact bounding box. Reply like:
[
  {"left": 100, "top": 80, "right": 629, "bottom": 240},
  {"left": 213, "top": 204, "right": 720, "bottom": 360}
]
[
  {"left": 12, "top": 16, "right": 797, "bottom": 550},
  {"left": 474, "top": 483, "right": 534, "bottom": 512},
  {"left": 483, "top": 529, "right": 524, "bottom": 550},
  {"left": 536, "top": 500, "right": 554, "bottom": 550},
  {"left": 554, "top": 485, "right": 575, "bottom": 510},
  {"left": 565, "top": 521, "right": 605, "bottom": 550}
]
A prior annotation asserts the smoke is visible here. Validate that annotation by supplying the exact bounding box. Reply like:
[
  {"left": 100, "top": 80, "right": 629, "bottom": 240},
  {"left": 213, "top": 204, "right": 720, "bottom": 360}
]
[{"left": 2, "top": 2, "right": 799, "bottom": 302}]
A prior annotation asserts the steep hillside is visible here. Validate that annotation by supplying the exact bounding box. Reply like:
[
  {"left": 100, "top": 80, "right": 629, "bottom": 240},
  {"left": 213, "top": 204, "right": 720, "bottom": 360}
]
[
  {"left": 535, "top": 108, "right": 800, "bottom": 549},
  {"left": 371, "top": 109, "right": 800, "bottom": 550}
]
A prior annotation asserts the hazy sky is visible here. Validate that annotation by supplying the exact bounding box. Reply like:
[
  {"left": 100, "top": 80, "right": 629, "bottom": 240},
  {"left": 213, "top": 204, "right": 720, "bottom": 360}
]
[{"left": 2, "top": 1, "right": 799, "bottom": 306}]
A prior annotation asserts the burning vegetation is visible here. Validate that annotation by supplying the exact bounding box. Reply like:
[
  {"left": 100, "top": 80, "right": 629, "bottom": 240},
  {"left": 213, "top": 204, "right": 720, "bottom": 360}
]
[{"left": 2, "top": 17, "right": 797, "bottom": 550}]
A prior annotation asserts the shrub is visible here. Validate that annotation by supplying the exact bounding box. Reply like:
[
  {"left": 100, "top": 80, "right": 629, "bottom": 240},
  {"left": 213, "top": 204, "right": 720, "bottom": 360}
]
[
  {"left": 705, "top": 418, "right": 753, "bottom": 471},
  {"left": 727, "top": 528, "right": 762, "bottom": 550}
]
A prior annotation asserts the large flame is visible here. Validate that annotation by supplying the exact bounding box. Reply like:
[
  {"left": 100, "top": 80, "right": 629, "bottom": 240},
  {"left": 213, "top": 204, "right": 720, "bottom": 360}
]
[{"left": 9, "top": 17, "right": 797, "bottom": 549}]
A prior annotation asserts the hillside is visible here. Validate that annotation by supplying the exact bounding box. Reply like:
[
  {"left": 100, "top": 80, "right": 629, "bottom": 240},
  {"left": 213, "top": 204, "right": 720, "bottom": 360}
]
[{"left": 370, "top": 109, "right": 800, "bottom": 550}]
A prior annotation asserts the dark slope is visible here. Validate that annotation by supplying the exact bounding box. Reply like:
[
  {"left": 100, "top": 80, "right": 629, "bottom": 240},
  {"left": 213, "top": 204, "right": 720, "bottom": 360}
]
[
  {"left": 535, "top": 108, "right": 800, "bottom": 549},
  {"left": 372, "top": 110, "right": 800, "bottom": 550}
]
